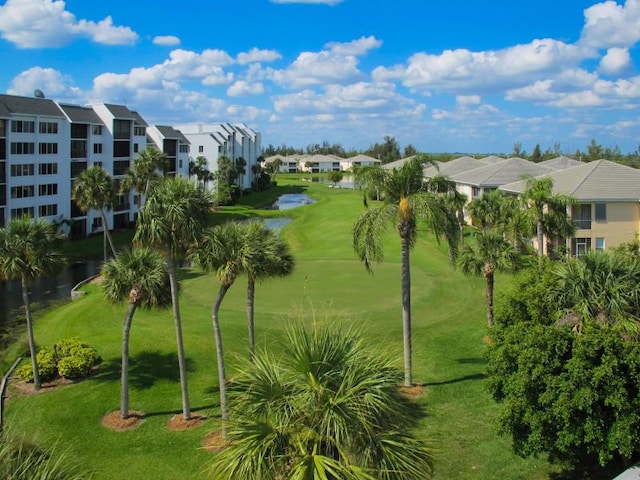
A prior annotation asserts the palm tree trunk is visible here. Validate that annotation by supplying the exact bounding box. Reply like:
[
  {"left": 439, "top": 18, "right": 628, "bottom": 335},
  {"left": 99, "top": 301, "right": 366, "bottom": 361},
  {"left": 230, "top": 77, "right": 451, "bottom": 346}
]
[
  {"left": 168, "top": 257, "right": 191, "bottom": 420},
  {"left": 100, "top": 210, "right": 117, "bottom": 259},
  {"left": 400, "top": 235, "right": 412, "bottom": 387},
  {"left": 485, "top": 270, "right": 495, "bottom": 328},
  {"left": 120, "top": 302, "right": 137, "bottom": 419},
  {"left": 22, "top": 275, "right": 40, "bottom": 391},
  {"left": 537, "top": 217, "right": 545, "bottom": 256},
  {"left": 247, "top": 277, "right": 256, "bottom": 362},
  {"left": 212, "top": 283, "right": 230, "bottom": 435}
]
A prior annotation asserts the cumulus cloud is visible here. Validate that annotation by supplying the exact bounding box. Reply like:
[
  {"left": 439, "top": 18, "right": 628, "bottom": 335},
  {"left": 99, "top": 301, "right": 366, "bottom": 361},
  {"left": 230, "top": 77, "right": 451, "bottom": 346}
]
[
  {"left": 7, "top": 66, "right": 78, "bottom": 98},
  {"left": 227, "top": 80, "right": 265, "bottom": 97},
  {"left": 237, "top": 47, "right": 282, "bottom": 64},
  {"left": 456, "top": 95, "right": 481, "bottom": 106},
  {"left": 580, "top": 0, "right": 640, "bottom": 49},
  {"left": 153, "top": 35, "right": 181, "bottom": 47},
  {"left": 0, "top": 0, "right": 138, "bottom": 48},
  {"left": 324, "top": 35, "right": 382, "bottom": 56},
  {"left": 599, "top": 47, "right": 631, "bottom": 74}
]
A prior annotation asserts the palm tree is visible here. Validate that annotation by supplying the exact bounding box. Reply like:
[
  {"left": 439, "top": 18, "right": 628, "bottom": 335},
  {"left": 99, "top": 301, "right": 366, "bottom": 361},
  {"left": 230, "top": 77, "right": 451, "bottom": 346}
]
[
  {"left": 352, "top": 156, "right": 458, "bottom": 387},
  {"left": 134, "top": 176, "right": 213, "bottom": 420},
  {"left": 72, "top": 166, "right": 117, "bottom": 261},
  {"left": 122, "top": 146, "right": 167, "bottom": 211},
  {"left": 101, "top": 247, "right": 171, "bottom": 419},
  {"left": 459, "top": 230, "right": 520, "bottom": 327},
  {"left": 209, "top": 323, "right": 434, "bottom": 480},
  {"left": 189, "top": 221, "right": 247, "bottom": 431},
  {"left": 467, "top": 189, "right": 504, "bottom": 231},
  {"left": 0, "top": 217, "right": 66, "bottom": 391},
  {"left": 242, "top": 221, "right": 294, "bottom": 361}
]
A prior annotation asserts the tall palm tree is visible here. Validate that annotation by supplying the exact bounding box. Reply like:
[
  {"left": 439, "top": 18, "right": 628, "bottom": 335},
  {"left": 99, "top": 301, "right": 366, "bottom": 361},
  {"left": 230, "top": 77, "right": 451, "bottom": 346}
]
[
  {"left": 459, "top": 230, "right": 520, "bottom": 327},
  {"left": 101, "top": 247, "right": 171, "bottom": 419},
  {"left": 189, "top": 221, "right": 248, "bottom": 431},
  {"left": 352, "top": 156, "right": 458, "bottom": 387},
  {"left": 134, "top": 176, "right": 213, "bottom": 421},
  {"left": 467, "top": 189, "right": 504, "bottom": 231},
  {"left": 522, "top": 177, "right": 575, "bottom": 256},
  {"left": 0, "top": 217, "right": 66, "bottom": 391},
  {"left": 242, "top": 221, "right": 294, "bottom": 361},
  {"left": 72, "top": 166, "right": 117, "bottom": 261},
  {"left": 209, "top": 323, "right": 434, "bottom": 480},
  {"left": 122, "top": 146, "right": 167, "bottom": 211}
]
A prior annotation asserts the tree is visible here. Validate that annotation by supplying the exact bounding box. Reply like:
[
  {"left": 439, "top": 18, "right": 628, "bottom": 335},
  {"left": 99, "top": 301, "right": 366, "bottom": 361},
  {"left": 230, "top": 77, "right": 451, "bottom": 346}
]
[
  {"left": 403, "top": 143, "right": 419, "bottom": 157},
  {"left": 512, "top": 141, "right": 525, "bottom": 158},
  {"left": 459, "top": 230, "right": 520, "bottom": 327},
  {"left": 327, "top": 170, "right": 344, "bottom": 187},
  {"left": 122, "top": 146, "right": 167, "bottom": 211},
  {"left": 0, "top": 217, "right": 66, "bottom": 391},
  {"left": 364, "top": 135, "right": 401, "bottom": 163},
  {"left": 234, "top": 157, "right": 247, "bottom": 193},
  {"left": 101, "top": 247, "right": 171, "bottom": 419},
  {"left": 189, "top": 221, "right": 247, "bottom": 432},
  {"left": 72, "top": 166, "right": 117, "bottom": 262},
  {"left": 530, "top": 143, "right": 542, "bottom": 163},
  {"left": 467, "top": 190, "right": 505, "bottom": 231},
  {"left": 189, "top": 156, "right": 215, "bottom": 191},
  {"left": 217, "top": 156, "right": 236, "bottom": 206},
  {"left": 241, "top": 221, "right": 294, "bottom": 361},
  {"left": 209, "top": 323, "right": 434, "bottom": 480},
  {"left": 134, "top": 176, "right": 213, "bottom": 420},
  {"left": 352, "top": 156, "right": 459, "bottom": 386}
]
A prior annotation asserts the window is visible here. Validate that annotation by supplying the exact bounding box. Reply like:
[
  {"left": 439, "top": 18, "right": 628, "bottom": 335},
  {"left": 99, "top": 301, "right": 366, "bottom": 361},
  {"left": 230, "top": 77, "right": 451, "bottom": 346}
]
[
  {"left": 10, "top": 142, "right": 35, "bottom": 155},
  {"left": 39, "top": 142, "right": 58, "bottom": 154},
  {"left": 10, "top": 164, "right": 34, "bottom": 176},
  {"left": 113, "top": 141, "right": 130, "bottom": 157},
  {"left": 179, "top": 144, "right": 189, "bottom": 153},
  {"left": 596, "top": 237, "right": 605, "bottom": 252},
  {"left": 70, "top": 124, "right": 88, "bottom": 139},
  {"left": 39, "top": 162, "right": 58, "bottom": 175},
  {"left": 0, "top": 119, "right": 6, "bottom": 137},
  {"left": 93, "top": 161, "right": 103, "bottom": 168},
  {"left": 70, "top": 161, "right": 87, "bottom": 178},
  {"left": 11, "top": 120, "right": 35, "bottom": 133},
  {"left": 595, "top": 204, "right": 607, "bottom": 222},
  {"left": 179, "top": 159, "right": 183, "bottom": 169},
  {"left": 70, "top": 140, "right": 87, "bottom": 158},
  {"left": 199, "top": 145, "right": 204, "bottom": 153},
  {"left": 133, "top": 143, "right": 139, "bottom": 153},
  {"left": 92, "top": 125, "right": 103, "bottom": 135},
  {"left": 472, "top": 186, "right": 481, "bottom": 198},
  {"left": 39, "top": 122, "right": 58, "bottom": 134},
  {"left": 39, "top": 204, "right": 57, "bottom": 217},
  {"left": 134, "top": 126, "right": 146, "bottom": 136},
  {"left": 113, "top": 160, "right": 130, "bottom": 176},
  {"left": 11, "top": 207, "right": 34, "bottom": 219},
  {"left": 572, "top": 237, "right": 592, "bottom": 258},
  {"left": 11, "top": 185, "right": 35, "bottom": 198},
  {"left": 39, "top": 184, "right": 57, "bottom": 196},
  {"left": 93, "top": 143, "right": 103, "bottom": 154},
  {"left": 113, "top": 120, "right": 131, "bottom": 139},
  {"left": 572, "top": 204, "right": 592, "bottom": 230},
  {"left": 217, "top": 145, "right": 222, "bottom": 153}
]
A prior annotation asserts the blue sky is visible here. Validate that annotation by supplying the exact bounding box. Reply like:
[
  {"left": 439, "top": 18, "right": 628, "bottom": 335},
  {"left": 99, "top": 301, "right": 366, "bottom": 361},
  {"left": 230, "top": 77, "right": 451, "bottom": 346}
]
[{"left": 1, "top": 0, "right": 639, "bottom": 154}]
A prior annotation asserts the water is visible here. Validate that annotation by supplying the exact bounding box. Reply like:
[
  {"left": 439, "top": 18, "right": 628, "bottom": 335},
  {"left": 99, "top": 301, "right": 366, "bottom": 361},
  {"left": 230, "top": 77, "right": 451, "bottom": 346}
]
[
  {"left": 273, "top": 193, "right": 316, "bottom": 210},
  {"left": 263, "top": 218, "right": 292, "bottom": 233},
  {"left": 304, "top": 175, "right": 355, "bottom": 189},
  {"left": 0, "top": 260, "right": 102, "bottom": 342}
]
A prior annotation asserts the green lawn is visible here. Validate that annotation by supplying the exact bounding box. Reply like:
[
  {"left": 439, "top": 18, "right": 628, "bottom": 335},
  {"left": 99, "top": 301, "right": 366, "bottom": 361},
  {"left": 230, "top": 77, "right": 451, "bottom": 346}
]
[{"left": 4, "top": 176, "right": 556, "bottom": 479}]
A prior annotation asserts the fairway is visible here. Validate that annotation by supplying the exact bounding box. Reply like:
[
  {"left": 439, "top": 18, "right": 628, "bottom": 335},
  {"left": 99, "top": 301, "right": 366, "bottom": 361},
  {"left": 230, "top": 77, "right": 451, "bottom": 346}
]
[{"left": 4, "top": 177, "right": 556, "bottom": 479}]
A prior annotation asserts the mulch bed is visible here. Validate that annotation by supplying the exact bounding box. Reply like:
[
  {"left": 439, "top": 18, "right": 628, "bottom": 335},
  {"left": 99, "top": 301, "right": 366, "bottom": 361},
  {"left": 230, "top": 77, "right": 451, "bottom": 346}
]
[
  {"left": 102, "top": 410, "right": 145, "bottom": 431},
  {"left": 9, "top": 377, "right": 75, "bottom": 397},
  {"left": 399, "top": 384, "right": 425, "bottom": 398},
  {"left": 201, "top": 430, "right": 227, "bottom": 452},
  {"left": 167, "top": 413, "right": 207, "bottom": 431}
]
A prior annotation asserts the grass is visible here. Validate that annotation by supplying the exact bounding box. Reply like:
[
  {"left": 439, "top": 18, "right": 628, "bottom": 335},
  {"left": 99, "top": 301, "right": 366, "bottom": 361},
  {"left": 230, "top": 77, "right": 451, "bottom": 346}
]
[{"left": 3, "top": 176, "right": 557, "bottom": 479}]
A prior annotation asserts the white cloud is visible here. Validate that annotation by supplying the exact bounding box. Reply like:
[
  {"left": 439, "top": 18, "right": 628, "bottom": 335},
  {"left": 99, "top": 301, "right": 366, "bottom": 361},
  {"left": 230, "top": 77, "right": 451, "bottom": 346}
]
[
  {"left": 227, "top": 80, "right": 265, "bottom": 97},
  {"left": 237, "top": 47, "right": 282, "bottom": 65},
  {"left": 373, "top": 39, "right": 594, "bottom": 94},
  {"left": 270, "top": 0, "right": 343, "bottom": 4},
  {"left": 0, "top": 0, "right": 138, "bottom": 48},
  {"left": 7, "top": 66, "right": 79, "bottom": 99},
  {"left": 456, "top": 95, "right": 481, "bottom": 106},
  {"left": 153, "top": 35, "right": 181, "bottom": 47},
  {"left": 324, "top": 35, "right": 382, "bottom": 56},
  {"left": 599, "top": 47, "right": 631, "bottom": 74},
  {"left": 580, "top": 0, "right": 640, "bottom": 48}
]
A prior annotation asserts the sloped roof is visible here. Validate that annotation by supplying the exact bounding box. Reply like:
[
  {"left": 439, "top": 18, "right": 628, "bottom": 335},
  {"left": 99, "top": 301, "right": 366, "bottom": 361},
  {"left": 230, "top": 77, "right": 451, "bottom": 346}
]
[
  {"left": 59, "top": 104, "right": 103, "bottom": 124},
  {"left": 130, "top": 110, "right": 148, "bottom": 127},
  {"left": 424, "top": 156, "right": 491, "bottom": 178},
  {"left": 382, "top": 156, "right": 418, "bottom": 169},
  {"left": 0, "top": 94, "right": 64, "bottom": 117},
  {"left": 154, "top": 125, "right": 185, "bottom": 141},
  {"left": 103, "top": 104, "right": 137, "bottom": 120},
  {"left": 450, "top": 157, "right": 556, "bottom": 187},
  {"left": 500, "top": 159, "right": 640, "bottom": 202},
  {"left": 347, "top": 154, "right": 380, "bottom": 163},
  {"left": 479, "top": 155, "right": 507, "bottom": 163},
  {"left": 538, "top": 156, "right": 583, "bottom": 169}
]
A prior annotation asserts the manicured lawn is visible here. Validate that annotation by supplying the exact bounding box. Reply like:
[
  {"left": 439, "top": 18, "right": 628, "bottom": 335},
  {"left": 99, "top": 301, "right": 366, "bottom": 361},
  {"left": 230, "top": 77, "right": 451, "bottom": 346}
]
[{"left": 4, "top": 176, "right": 556, "bottom": 479}]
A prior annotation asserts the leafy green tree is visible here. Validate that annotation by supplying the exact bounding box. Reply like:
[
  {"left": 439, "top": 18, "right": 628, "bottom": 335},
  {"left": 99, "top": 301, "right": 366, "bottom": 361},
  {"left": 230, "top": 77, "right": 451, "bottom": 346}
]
[
  {"left": 512, "top": 141, "right": 525, "bottom": 158},
  {"left": 467, "top": 190, "right": 505, "bottom": 231},
  {"left": 0, "top": 217, "right": 66, "bottom": 391},
  {"left": 364, "top": 136, "right": 401, "bottom": 164},
  {"left": 134, "top": 176, "right": 213, "bottom": 421},
  {"left": 209, "top": 323, "right": 434, "bottom": 480},
  {"left": 234, "top": 157, "right": 247, "bottom": 193},
  {"left": 327, "top": 170, "right": 344, "bottom": 186},
  {"left": 72, "top": 166, "right": 117, "bottom": 261},
  {"left": 403, "top": 144, "right": 419, "bottom": 157},
  {"left": 241, "top": 221, "right": 294, "bottom": 361},
  {"left": 189, "top": 156, "right": 215, "bottom": 191},
  {"left": 459, "top": 230, "right": 520, "bottom": 327},
  {"left": 587, "top": 138, "right": 604, "bottom": 161},
  {"left": 530, "top": 143, "right": 542, "bottom": 163},
  {"left": 217, "top": 156, "right": 236, "bottom": 205},
  {"left": 352, "top": 156, "right": 459, "bottom": 387},
  {"left": 101, "top": 247, "right": 171, "bottom": 419},
  {"left": 122, "top": 146, "right": 167, "bottom": 211}
]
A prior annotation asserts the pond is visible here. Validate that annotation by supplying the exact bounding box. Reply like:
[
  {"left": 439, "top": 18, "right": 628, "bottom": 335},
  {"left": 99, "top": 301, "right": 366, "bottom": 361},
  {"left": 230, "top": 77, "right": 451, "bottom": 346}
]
[
  {"left": 273, "top": 193, "right": 316, "bottom": 210},
  {"left": 303, "top": 175, "right": 355, "bottom": 189},
  {"left": 263, "top": 217, "right": 292, "bottom": 233}
]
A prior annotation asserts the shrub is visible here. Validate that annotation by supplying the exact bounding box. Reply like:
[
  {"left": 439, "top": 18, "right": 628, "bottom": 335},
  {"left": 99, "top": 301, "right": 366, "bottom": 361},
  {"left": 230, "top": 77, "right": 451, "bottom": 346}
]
[
  {"left": 53, "top": 338, "right": 91, "bottom": 361},
  {"left": 16, "top": 348, "right": 57, "bottom": 383},
  {"left": 54, "top": 339, "right": 100, "bottom": 379}
]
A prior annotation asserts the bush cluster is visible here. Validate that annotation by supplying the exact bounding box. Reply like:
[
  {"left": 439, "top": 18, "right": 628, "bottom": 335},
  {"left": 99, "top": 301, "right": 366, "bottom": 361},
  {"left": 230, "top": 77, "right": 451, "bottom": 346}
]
[{"left": 16, "top": 338, "right": 100, "bottom": 382}]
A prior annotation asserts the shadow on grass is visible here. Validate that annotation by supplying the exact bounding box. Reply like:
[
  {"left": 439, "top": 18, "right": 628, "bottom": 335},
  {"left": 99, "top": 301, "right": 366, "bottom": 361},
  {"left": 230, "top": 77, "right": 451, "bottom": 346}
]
[
  {"left": 423, "top": 373, "right": 487, "bottom": 387},
  {"left": 456, "top": 357, "right": 487, "bottom": 365},
  {"left": 549, "top": 463, "right": 627, "bottom": 480},
  {"left": 141, "top": 403, "right": 219, "bottom": 419},
  {"left": 92, "top": 351, "right": 194, "bottom": 389}
]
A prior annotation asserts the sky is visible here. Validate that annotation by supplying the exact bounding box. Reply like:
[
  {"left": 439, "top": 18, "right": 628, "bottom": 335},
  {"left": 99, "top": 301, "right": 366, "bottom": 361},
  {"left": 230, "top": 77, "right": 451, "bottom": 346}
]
[{"left": 0, "top": 0, "right": 639, "bottom": 155}]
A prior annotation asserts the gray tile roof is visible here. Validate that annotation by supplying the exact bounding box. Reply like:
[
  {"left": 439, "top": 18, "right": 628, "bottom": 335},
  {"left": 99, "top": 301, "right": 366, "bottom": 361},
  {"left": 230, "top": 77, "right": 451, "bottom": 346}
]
[
  {"left": 59, "top": 104, "right": 103, "bottom": 124},
  {"left": 154, "top": 125, "right": 183, "bottom": 139},
  {"left": 382, "top": 156, "right": 417, "bottom": 169},
  {"left": 347, "top": 154, "right": 380, "bottom": 163},
  {"left": 500, "top": 159, "right": 640, "bottom": 202},
  {"left": 0, "top": 93, "right": 65, "bottom": 117},
  {"left": 130, "top": 110, "right": 148, "bottom": 126},
  {"left": 424, "top": 156, "right": 491, "bottom": 178},
  {"left": 479, "top": 155, "right": 507, "bottom": 163},
  {"left": 103, "top": 104, "right": 137, "bottom": 120},
  {"left": 538, "top": 156, "right": 583, "bottom": 169},
  {"left": 450, "top": 157, "right": 556, "bottom": 187}
]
